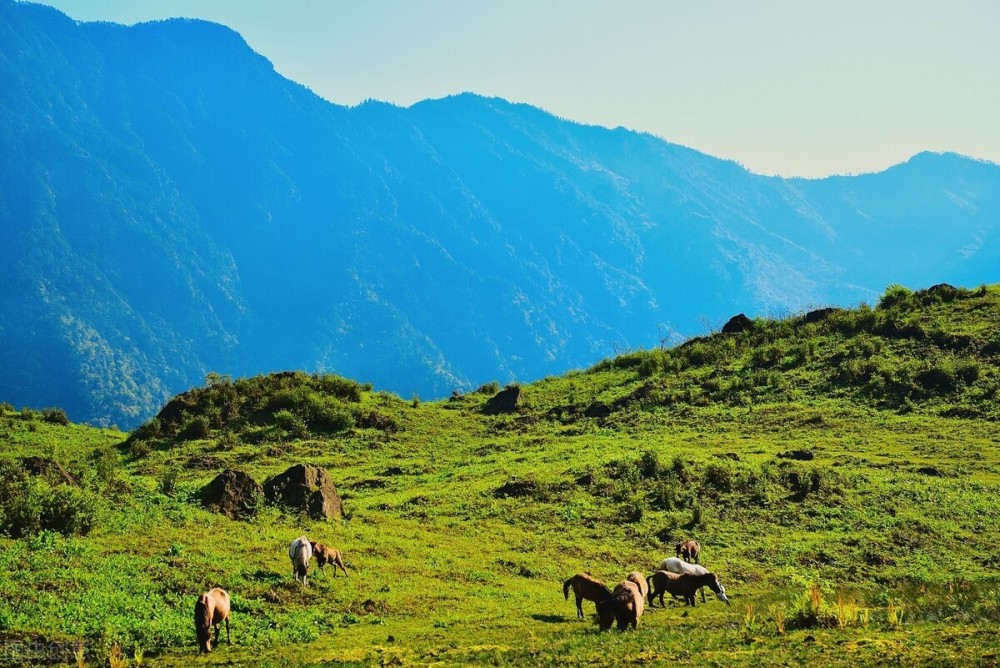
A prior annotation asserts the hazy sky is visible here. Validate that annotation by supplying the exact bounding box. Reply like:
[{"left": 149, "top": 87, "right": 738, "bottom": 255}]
[{"left": 31, "top": 0, "right": 1000, "bottom": 177}]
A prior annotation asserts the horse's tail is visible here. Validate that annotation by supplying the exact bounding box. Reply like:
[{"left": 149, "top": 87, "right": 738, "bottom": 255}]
[{"left": 563, "top": 576, "right": 573, "bottom": 600}]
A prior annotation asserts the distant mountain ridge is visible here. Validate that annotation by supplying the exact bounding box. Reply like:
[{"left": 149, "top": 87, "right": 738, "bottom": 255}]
[{"left": 1, "top": 0, "right": 999, "bottom": 427}]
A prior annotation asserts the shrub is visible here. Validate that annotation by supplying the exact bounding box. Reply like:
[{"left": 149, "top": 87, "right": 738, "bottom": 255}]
[
  {"left": 303, "top": 397, "right": 354, "bottom": 434},
  {"left": 178, "top": 415, "right": 211, "bottom": 440},
  {"left": 0, "top": 402, "right": 13, "bottom": 414},
  {"left": 129, "top": 418, "right": 162, "bottom": 442},
  {"left": 475, "top": 381, "right": 500, "bottom": 395},
  {"left": 702, "top": 462, "right": 734, "bottom": 494},
  {"left": 878, "top": 284, "right": 914, "bottom": 310},
  {"left": 0, "top": 474, "right": 43, "bottom": 538},
  {"left": 128, "top": 440, "right": 152, "bottom": 459},
  {"left": 159, "top": 467, "right": 180, "bottom": 497},
  {"left": 638, "top": 450, "right": 662, "bottom": 479},
  {"left": 273, "top": 409, "right": 309, "bottom": 440},
  {"left": 41, "top": 407, "right": 70, "bottom": 425},
  {"left": 91, "top": 447, "right": 120, "bottom": 490},
  {"left": 619, "top": 498, "right": 645, "bottom": 523},
  {"left": 40, "top": 486, "right": 99, "bottom": 536}
]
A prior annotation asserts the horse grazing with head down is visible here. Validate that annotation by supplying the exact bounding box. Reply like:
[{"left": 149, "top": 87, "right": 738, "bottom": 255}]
[
  {"left": 194, "top": 588, "right": 231, "bottom": 653},
  {"left": 659, "top": 557, "right": 710, "bottom": 602},
  {"left": 563, "top": 573, "right": 613, "bottom": 619},
  {"left": 646, "top": 570, "right": 730, "bottom": 608},
  {"left": 289, "top": 536, "right": 313, "bottom": 586},
  {"left": 596, "top": 580, "right": 644, "bottom": 631},
  {"left": 310, "top": 541, "right": 349, "bottom": 577}
]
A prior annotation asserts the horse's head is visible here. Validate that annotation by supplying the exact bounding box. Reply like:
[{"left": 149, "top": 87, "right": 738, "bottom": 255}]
[
  {"left": 595, "top": 598, "right": 616, "bottom": 630},
  {"left": 195, "top": 599, "right": 213, "bottom": 652},
  {"left": 706, "top": 573, "right": 730, "bottom": 605}
]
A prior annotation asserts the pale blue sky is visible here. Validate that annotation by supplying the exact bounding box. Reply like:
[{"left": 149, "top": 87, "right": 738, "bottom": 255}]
[{"left": 31, "top": 0, "right": 1000, "bottom": 177}]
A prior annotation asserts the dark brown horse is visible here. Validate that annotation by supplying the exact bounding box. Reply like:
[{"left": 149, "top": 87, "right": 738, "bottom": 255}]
[
  {"left": 194, "top": 588, "right": 231, "bottom": 653},
  {"left": 563, "top": 573, "right": 613, "bottom": 619},
  {"left": 646, "top": 570, "right": 730, "bottom": 608}
]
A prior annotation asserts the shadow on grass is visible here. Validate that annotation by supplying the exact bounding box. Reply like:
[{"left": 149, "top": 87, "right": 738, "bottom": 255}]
[{"left": 530, "top": 614, "right": 569, "bottom": 624}]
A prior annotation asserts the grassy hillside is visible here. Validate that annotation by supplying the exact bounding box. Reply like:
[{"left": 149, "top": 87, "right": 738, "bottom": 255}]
[{"left": 2, "top": 283, "right": 1000, "bottom": 666}]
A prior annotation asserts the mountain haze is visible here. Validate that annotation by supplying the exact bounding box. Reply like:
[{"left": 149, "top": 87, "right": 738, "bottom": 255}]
[{"left": 2, "top": 0, "right": 999, "bottom": 427}]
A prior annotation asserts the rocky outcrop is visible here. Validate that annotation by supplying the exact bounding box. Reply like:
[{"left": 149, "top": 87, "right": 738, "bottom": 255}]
[
  {"left": 722, "top": 313, "right": 755, "bottom": 334},
  {"left": 264, "top": 464, "right": 344, "bottom": 520},
  {"left": 483, "top": 386, "right": 522, "bottom": 415},
  {"left": 200, "top": 469, "right": 262, "bottom": 519}
]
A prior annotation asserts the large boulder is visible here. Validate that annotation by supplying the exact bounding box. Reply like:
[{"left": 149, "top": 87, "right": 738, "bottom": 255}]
[
  {"left": 264, "top": 464, "right": 344, "bottom": 520},
  {"left": 483, "top": 385, "right": 522, "bottom": 415},
  {"left": 200, "top": 469, "right": 262, "bottom": 520}
]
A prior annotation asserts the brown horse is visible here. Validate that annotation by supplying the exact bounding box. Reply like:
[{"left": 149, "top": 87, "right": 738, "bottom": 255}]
[
  {"left": 596, "top": 580, "right": 643, "bottom": 631},
  {"left": 563, "top": 573, "right": 613, "bottom": 619},
  {"left": 646, "top": 570, "right": 730, "bottom": 608},
  {"left": 676, "top": 539, "right": 701, "bottom": 563},
  {"left": 310, "top": 541, "right": 349, "bottom": 577},
  {"left": 626, "top": 571, "right": 649, "bottom": 602},
  {"left": 194, "top": 588, "right": 231, "bottom": 653}
]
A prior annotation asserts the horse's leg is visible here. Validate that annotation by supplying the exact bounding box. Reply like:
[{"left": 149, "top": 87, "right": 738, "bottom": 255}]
[
  {"left": 213, "top": 620, "right": 220, "bottom": 646},
  {"left": 700, "top": 586, "right": 706, "bottom": 603},
  {"left": 338, "top": 558, "right": 349, "bottom": 577},
  {"left": 575, "top": 595, "right": 583, "bottom": 619}
]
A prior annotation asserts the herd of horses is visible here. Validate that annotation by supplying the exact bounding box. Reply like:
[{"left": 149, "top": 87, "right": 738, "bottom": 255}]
[
  {"left": 195, "top": 537, "right": 722, "bottom": 652},
  {"left": 563, "top": 540, "right": 731, "bottom": 631},
  {"left": 194, "top": 536, "right": 349, "bottom": 653}
]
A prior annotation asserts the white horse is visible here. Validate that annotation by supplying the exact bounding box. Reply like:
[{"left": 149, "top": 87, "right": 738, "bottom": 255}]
[
  {"left": 289, "top": 536, "right": 313, "bottom": 586},
  {"left": 659, "top": 557, "right": 727, "bottom": 603}
]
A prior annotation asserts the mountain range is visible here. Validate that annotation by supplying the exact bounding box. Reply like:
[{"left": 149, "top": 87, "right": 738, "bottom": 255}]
[{"left": 1, "top": 0, "right": 999, "bottom": 427}]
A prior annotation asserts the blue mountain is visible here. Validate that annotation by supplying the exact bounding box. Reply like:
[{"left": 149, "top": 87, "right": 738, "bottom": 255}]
[{"left": 2, "top": 0, "right": 999, "bottom": 426}]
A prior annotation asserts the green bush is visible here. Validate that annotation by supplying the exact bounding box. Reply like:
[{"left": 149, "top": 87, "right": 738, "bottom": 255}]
[
  {"left": 159, "top": 467, "right": 180, "bottom": 497},
  {"left": 178, "top": 415, "right": 211, "bottom": 440},
  {"left": 475, "top": 381, "right": 501, "bottom": 395},
  {"left": 273, "top": 409, "right": 309, "bottom": 439},
  {"left": 41, "top": 407, "right": 70, "bottom": 425},
  {"left": 0, "top": 462, "right": 99, "bottom": 538},
  {"left": 40, "top": 486, "right": 99, "bottom": 536},
  {"left": 0, "top": 473, "right": 43, "bottom": 538},
  {"left": 702, "top": 462, "right": 734, "bottom": 494},
  {"left": 129, "top": 417, "right": 162, "bottom": 442},
  {"left": 638, "top": 450, "right": 662, "bottom": 479},
  {"left": 879, "top": 284, "right": 914, "bottom": 310},
  {"left": 91, "top": 447, "right": 120, "bottom": 490}
]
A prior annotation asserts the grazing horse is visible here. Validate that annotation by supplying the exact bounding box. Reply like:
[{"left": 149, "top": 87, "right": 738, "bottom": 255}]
[
  {"left": 289, "top": 536, "right": 313, "bottom": 586},
  {"left": 563, "top": 573, "right": 613, "bottom": 619},
  {"left": 194, "top": 588, "right": 231, "bottom": 653},
  {"left": 659, "top": 557, "right": 710, "bottom": 602},
  {"left": 676, "top": 539, "right": 701, "bottom": 563},
  {"left": 646, "top": 570, "right": 730, "bottom": 608},
  {"left": 310, "top": 541, "right": 349, "bottom": 577},
  {"left": 626, "top": 571, "right": 649, "bottom": 602},
  {"left": 596, "top": 580, "right": 644, "bottom": 631}
]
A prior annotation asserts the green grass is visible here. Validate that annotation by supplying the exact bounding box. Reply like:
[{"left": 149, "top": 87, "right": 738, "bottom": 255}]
[{"left": 2, "top": 283, "right": 1000, "bottom": 665}]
